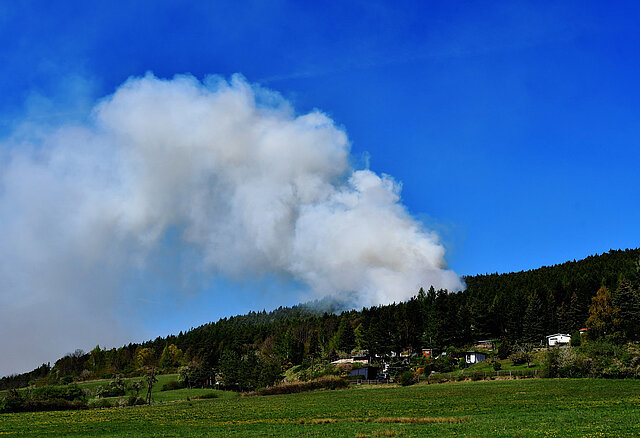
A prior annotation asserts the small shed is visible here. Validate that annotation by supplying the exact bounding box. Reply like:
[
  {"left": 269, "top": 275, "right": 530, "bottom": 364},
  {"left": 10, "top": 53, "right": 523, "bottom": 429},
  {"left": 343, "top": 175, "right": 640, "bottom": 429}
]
[
  {"left": 464, "top": 351, "right": 487, "bottom": 364},
  {"left": 546, "top": 333, "right": 571, "bottom": 346},
  {"left": 422, "top": 348, "right": 441, "bottom": 358},
  {"left": 349, "top": 366, "right": 379, "bottom": 380},
  {"left": 475, "top": 340, "right": 494, "bottom": 350}
]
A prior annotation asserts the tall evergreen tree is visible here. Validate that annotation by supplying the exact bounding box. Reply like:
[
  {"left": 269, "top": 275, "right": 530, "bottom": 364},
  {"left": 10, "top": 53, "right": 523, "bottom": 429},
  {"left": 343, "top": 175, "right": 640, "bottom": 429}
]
[
  {"left": 334, "top": 317, "right": 355, "bottom": 353},
  {"left": 547, "top": 289, "right": 559, "bottom": 334},
  {"left": 567, "top": 291, "right": 586, "bottom": 332},
  {"left": 556, "top": 301, "right": 569, "bottom": 333},
  {"left": 522, "top": 291, "right": 545, "bottom": 343},
  {"left": 612, "top": 280, "right": 640, "bottom": 340}
]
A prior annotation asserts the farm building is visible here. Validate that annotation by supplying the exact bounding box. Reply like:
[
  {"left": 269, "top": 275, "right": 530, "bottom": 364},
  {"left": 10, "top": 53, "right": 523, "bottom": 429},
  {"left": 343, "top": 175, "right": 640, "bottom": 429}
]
[
  {"left": 464, "top": 351, "right": 487, "bottom": 364},
  {"left": 475, "top": 340, "right": 494, "bottom": 350},
  {"left": 349, "top": 366, "right": 379, "bottom": 380},
  {"left": 330, "top": 358, "right": 368, "bottom": 365},
  {"left": 546, "top": 333, "right": 571, "bottom": 346},
  {"left": 422, "top": 348, "right": 441, "bottom": 358}
]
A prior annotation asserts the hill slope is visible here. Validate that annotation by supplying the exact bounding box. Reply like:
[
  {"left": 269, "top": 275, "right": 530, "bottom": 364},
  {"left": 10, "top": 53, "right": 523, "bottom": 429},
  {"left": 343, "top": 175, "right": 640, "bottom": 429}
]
[{"left": 2, "top": 248, "right": 639, "bottom": 388}]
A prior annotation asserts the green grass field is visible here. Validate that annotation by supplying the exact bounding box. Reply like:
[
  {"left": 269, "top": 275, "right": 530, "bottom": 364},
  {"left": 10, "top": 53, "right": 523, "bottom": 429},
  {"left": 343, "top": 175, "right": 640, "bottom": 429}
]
[{"left": 2, "top": 378, "right": 640, "bottom": 437}]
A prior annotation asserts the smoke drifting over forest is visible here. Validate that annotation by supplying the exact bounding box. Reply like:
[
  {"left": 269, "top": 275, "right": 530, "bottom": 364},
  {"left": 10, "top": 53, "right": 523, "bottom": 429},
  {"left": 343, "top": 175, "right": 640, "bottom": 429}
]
[{"left": 0, "top": 74, "right": 461, "bottom": 375}]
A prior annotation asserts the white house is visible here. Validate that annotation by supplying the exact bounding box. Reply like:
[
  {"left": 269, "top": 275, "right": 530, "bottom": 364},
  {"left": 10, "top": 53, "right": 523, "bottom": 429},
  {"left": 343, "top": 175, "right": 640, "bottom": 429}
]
[
  {"left": 546, "top": 333, "right": 571, "bottom": 346},
  {"left": 464, "top": 351, "right": 487, "bottom": 364}
]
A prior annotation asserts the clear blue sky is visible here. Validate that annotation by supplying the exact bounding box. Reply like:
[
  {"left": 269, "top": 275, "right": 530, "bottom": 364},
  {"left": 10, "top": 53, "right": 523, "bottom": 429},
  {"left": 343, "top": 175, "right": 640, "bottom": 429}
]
[{"left": 1, "top": 1, "right": 639, "bottom": 345}]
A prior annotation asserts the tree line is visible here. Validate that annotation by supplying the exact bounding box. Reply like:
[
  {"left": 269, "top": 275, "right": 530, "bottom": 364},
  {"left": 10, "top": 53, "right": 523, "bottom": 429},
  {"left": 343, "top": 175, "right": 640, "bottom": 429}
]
[{"left": 2, "top": 248, "right": 639, "bottom": 391}]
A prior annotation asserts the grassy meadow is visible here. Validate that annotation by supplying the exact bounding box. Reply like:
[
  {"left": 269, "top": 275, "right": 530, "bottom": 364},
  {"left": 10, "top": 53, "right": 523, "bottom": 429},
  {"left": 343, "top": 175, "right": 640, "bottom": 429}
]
[{"left": 2, "top": 378, "right": 640, "bottom": 437}]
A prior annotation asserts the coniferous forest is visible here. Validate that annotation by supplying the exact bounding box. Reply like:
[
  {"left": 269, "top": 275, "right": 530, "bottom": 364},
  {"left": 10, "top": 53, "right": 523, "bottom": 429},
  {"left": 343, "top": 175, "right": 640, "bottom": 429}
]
[{"left": 2, "top": 248, "right": 639, "bottom": 391}]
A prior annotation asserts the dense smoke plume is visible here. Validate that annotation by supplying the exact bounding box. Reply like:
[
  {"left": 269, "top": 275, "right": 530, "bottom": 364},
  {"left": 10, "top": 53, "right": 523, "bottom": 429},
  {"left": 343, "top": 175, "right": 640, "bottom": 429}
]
[{"left": 0, "top": 74, "right": 461, "bottom": 375}]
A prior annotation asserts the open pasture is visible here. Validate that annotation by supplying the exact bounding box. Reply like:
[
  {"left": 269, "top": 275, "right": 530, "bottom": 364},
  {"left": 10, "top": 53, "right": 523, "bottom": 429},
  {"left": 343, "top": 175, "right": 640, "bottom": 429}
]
[{"left": 1, "top": 378, "right": 639, "bottom": 437}]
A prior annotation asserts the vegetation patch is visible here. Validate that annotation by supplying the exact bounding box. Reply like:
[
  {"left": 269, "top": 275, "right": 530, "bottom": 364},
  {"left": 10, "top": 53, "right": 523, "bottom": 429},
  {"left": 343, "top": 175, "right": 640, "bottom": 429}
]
[
  {"left": 368, "top": 416, "right": 468, "bottom": 424},
  {"left": 297, "top": 418, "right": 340, "bottom": 424},
  {"left": 356, "top": 431, "right": 401, "bottom": 437},
  {"left": 191, "top": 392, "right": 219, "bottom": 400},
  {"left": 255, "top": 375, "right": 348, "bottom": 395},
  {"left": 0, "top": 388, "right": 87, "bottom": 413},
  {"left": 161, "top": 380, "right": 186, "bottom": 391}
]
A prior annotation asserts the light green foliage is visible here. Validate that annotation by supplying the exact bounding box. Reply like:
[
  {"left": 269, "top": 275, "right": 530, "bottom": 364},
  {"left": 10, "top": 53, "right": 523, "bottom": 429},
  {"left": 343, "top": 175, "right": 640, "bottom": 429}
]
[
  {"left": 134, "top": 347, "right": 155, "bottom": 369},
  {"left": 159, "top": 344, "right": 183, "bottom": 369},
  {"left": 586, "top": 286, "right": 616, "bottom": 339}
]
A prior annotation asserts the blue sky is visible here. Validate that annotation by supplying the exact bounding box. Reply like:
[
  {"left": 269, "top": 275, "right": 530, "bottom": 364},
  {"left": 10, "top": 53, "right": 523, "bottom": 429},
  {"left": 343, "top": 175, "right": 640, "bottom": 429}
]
[{"left": 1, "top": 1, "right": 639, "bottom": 368}]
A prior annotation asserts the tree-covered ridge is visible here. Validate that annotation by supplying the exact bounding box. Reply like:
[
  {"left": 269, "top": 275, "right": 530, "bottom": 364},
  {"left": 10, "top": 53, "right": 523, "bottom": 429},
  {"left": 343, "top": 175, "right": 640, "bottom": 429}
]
[
  {"left": 463, "top": 248, "right": 640, "bottom": 342},
  {"left": 2, "top": 248, "right": 639, "bottom": 390}
]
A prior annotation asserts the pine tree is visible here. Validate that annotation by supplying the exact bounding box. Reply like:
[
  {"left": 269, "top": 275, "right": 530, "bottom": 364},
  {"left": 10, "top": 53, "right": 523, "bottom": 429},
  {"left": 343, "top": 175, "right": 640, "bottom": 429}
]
[
  {"left": 522, "top": 291, "right": 545, "bottom": 343},
  {"left": 567, "top": 291, "right": 586, "bottom": 332},
  {"left": 547, "top": 289, "right": 559, "bottom": 334},
  {"left": 612, "top": 280, "right": 640, "bottom": 341},
  {"left": 335, "top": 317, "right": 355, "bottom": 353},
  {"left": 556, "top": 301, "right": 569, "bottom": 333},
  {"left": 307, "top": 330, "right": 320, "bottom": 359}
]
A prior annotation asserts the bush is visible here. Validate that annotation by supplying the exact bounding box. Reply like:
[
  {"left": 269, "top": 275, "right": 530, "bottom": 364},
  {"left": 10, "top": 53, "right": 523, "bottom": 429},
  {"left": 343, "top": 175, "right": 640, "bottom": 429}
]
[
  {"left": 570, "top": 331, "right": 582, "bottom": 347},
  {"left": 32, "top": 384, "right": 86, "bottom": 402},
  {"left": 161, "top": 380, "right": 187, "bottom": 391},
  {"left": 256, "top": 376, "right": 348, "bottom": 396},
  {"left": 386, "top": 360, "right": 410, "bottom": 378},
  {"left": 1, "top": 389, "right": 88, "bottom": 413},
  {"left": 88, "top": 398, "right": 112, "bottom": 409},
  {"left": 557, "top": 347, "right": 591, "bottom": 378},
  {"left": 433, "top": 356, "right": 455, "bottom": 373},
  {"left": 0, "top": 390, "right": 25, "bottom": 413},
  {"left": 497, "top": 339, "right": 512, "bottom": 360},
  {"left": 540, "top": 348, "right": 560, "bottom": 378},
  {"left": 127, "top": 394, "right": 146, "bottom": 406},
  {"left": 419, "top": 358, "right": 435, "bottom": 375},
  {"left": 509, "top": 351, "right": 529, "bottom": 366},
  {"left": 399, "top": 371, "right": 416, "bottom": 386},
  {"left": 95, "top": 385, "right": 125, "bottom": 398},
  {"left": 492, "top": 361, "right": 502, "bottom": 371},
  {"left": 427, "top": 373, "right": 446, "bottom": 384}
]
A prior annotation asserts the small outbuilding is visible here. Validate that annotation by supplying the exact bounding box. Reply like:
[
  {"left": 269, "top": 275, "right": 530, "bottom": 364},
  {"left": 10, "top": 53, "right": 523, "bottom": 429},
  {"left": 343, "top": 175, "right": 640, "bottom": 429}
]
[
  {"left": 546, "top": 333, "right": 571, "bottom": 346},
  {"left": 475, "top": 339, "right": 494, "bottom": 350},
  {"left": 422, "top": 348, "right": 441, "bottom": 358},
  {"left": 349, "top": 366, "right": 379, "bottom": 380},
  {"left": 464, "top": 351, "right": 487, "bottom": 364}
]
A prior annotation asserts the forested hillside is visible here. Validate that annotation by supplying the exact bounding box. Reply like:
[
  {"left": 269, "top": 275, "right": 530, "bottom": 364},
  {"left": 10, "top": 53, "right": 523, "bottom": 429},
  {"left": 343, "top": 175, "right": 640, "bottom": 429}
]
[{"left": 3, "top": 248, "right": 639, "bottom": 390}]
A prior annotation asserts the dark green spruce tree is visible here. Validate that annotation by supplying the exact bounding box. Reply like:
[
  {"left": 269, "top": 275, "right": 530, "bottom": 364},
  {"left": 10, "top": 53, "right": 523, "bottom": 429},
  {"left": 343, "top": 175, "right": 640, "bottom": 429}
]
[
  {"left": 522, "top": 291, "right": 546, "bottom": 343},
  {"left": 612, "top": 279, "right": 640, "bottom": 341}
]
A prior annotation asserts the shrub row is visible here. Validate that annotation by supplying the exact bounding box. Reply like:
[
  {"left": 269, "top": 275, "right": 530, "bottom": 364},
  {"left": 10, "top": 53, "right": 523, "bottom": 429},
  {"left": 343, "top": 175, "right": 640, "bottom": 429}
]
[
  {"left": 87, "top": 395, "right": 146, "bottom": 409},
  {"left": 540, "top": 343, "right": 640, "bottom": 378},
  {"left": 31, "top": 384, "right": 86, "bottom": 401},
  {"left": 0, "top": 389, "right": 88, "bottom": 413}
]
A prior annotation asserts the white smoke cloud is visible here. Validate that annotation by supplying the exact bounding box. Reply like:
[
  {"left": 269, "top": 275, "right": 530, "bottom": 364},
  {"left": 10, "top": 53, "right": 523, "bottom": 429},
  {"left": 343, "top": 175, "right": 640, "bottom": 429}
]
[{"left": 0, "top": 73, "right": 461, "bottom": 376}]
